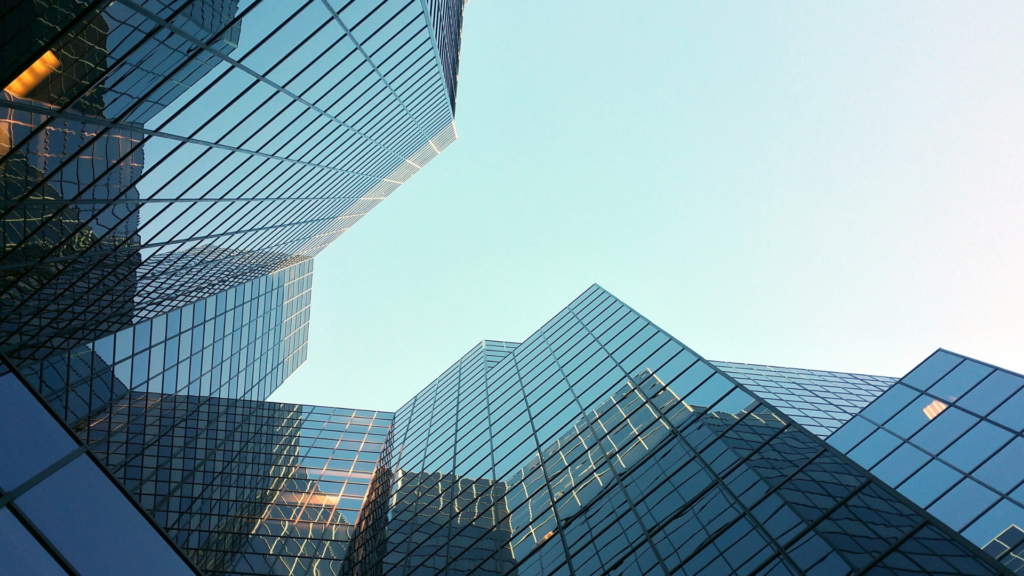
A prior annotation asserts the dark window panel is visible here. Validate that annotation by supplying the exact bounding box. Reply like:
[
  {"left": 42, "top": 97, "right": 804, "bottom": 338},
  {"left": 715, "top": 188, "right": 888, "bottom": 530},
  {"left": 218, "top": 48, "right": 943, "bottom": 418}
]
[{"left": 0, "top": 508, "right": 69, "bottom": 576}]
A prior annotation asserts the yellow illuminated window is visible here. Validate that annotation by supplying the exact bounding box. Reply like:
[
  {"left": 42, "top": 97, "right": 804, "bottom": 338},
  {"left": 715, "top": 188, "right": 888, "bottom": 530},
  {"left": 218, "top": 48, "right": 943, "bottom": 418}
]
[
  {"left": 923, "top": 399, "right": 948, "bottom": 420},
  {"left": 4, "top": 51, "right": 60, "bottom": 98}
]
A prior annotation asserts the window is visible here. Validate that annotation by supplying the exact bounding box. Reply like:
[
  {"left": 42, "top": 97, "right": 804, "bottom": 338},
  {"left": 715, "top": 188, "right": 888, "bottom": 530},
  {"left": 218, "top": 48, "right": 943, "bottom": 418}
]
[
  {"left": 0, "top": 508, "right": 66, "bottom": 576},
  {"left": 898, "top": 459, "right": 961, "bottom": 507},
  {"left": 17, "top": 455, "right": 194, "bottom": 576},
  {"left": 0, "top": 373, "right": 78, "bottom": 490},
  {"left": 927, "top": 479, "right": 999, "bottom": 531}
]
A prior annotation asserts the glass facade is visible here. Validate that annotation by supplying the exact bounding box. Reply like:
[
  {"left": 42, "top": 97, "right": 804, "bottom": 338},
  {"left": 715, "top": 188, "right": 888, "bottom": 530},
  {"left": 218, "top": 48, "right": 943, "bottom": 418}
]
[
  {"left": 829, "top": 349, "right": 1024, "bottom": 573},
  {"left": 85, "top": 394, "right": 393, "bottom": 575},
  {"left": 0, "top": 0, "right": 467, "bottom": 572},
  {"left": 17, "top": 256, "right": 312, "bottom": 431},
  {"left": 713, "top": 361, "right": 897, "bottom": 439},
  {"left": 1, "top": 348, "right": 395, "bottom": 576},
  {"left": 1, "top": 277, "right": 1014, "bottom": 575},
  {"left": 347, "top": 286, "right": 1005, "bottom": 576},
  {"left": 0, "top": 0, "right": 464, "bottom": 362},
  {"left": 0, "top": 357, "right": 201, "bottom": 576},
  {"left": 0, "top": 255, "right": 315, "bottom": 575},
  {"left": 0, "top": 3, "right": 1012, "bottom": 565}
]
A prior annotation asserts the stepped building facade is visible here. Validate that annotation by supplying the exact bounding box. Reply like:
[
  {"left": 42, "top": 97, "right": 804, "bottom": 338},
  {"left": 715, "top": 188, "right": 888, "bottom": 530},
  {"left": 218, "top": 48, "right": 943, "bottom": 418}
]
[
  {"left": 4, "top": 282, "right": 1022, "bottom": 575},
  {"left": 1, "top": 1, "right": 1021, "bottom": 575}
]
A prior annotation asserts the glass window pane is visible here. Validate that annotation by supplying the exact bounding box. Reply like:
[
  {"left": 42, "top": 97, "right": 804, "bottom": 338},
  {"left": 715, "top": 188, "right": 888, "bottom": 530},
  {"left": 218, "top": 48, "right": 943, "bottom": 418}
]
[
  {"left": 0, "top": 508, "right": 67, "bottom": 576},
  {"left": 938, "top": 421, "right": 1012, "bottom": 474},
  {"left": 974, "top": 437, "right": 1024, "bottom": 494},
  {"left": 884, "top": 395, "right": 942, "bottom": 440},
  {"left": 871, "top": 443, "right": 930, "bottom": 487},
  {"left": 964, "top": 499, "right": 1024, "bottom": 549},
  {"left": 827, "top": 416, "right": 876, "bottom": 453},
  {"left": 0, "top": 372, "right": 78, "bottom": 490},
  {"left": 849, "top": 429, "right": 901, "bottom": 469},
  {"left": 990, "top": 388, "right": 1024, "bottom": 433},
  {"left": 898, "top": 459, "right": 961, "bottom": 507},
  {"left": 910, "top": 407, "right": 978, "bottom": 456},
  {"left": 927, "top": 479, "right": 999, "bottom": 531},
  {"left": 860, "top": 384, "right": 918, "bottom": 425},
  {"left": 901, "top": 351, "right": 961, "bottom": 391},
  {"left": 928, "top": 360, "right": 994, "bottom": 402},
  {"left": 958, "top": 371, "right": 1024, "bottom": 417},
  {"left": 17, "top": 455, "right": 195, "bottom": 576}
]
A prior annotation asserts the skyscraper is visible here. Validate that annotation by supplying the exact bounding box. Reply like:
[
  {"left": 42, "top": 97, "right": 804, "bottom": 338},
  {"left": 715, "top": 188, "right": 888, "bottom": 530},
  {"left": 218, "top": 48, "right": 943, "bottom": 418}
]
[
  {"left": 3, "top": 277, "right": 1019, "bottom": 575},
  {"left": 1, "top": 0, "right": 465, "bottom": 573},
  {"left": 827, "top": 350, "right": 1024, "bottom": 574},
  {"left": 1, "top": 0, "right": 463, "bottom": 362},
  {"left": 1, "top": 1, "right": 1019, "bottom": 575},
  {"left": 349, "top": 286, "right": 1011, "bottom": 576}
]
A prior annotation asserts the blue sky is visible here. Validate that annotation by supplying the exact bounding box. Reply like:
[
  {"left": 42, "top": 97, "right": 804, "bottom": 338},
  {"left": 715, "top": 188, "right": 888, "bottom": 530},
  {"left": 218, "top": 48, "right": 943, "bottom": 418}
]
[{"left": 270, "top": 0, "right": 1024, "bottom": 411}]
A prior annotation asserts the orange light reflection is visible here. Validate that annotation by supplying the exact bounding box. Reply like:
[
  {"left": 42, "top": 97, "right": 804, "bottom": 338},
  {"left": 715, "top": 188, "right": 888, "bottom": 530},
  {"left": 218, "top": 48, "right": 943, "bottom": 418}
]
[
  {"left": 923, "top": 399, "right": 948, "bottom": 420},
  {"left": 5, "top": 51, "right": 59, "bottom": 98}
]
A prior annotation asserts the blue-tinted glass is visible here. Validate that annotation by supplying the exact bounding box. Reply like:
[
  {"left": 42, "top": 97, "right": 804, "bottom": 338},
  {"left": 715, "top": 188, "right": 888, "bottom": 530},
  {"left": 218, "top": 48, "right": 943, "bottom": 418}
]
[
  {"left": 1013, "top": 483, "right": 1024, "bottom": 503},
  {"left": 898, "top": 459, "right": 962, "bottom": 507},
  {"left": 910, "top": 407, "right": 978, "bottom": 456},
  {"left": 974, "top": 437, "right": 1024, "bottom": 493},
  {"left": 884, "top": 395, "right": 940, "bottom": 439},
  {"left": 152, "top": 315, "right": 167, "bottom": 343},
  {"left": 928, "top": 360, "right": 993, "bottom": 402},
  {"left": 962, "top": 498, "right": 1024, "bottom": 548},
  {"left": 938, "top": 421, "right": 1013, "bottom": 474},
  {"left": 871, "top": 443, "right": 930, "bottom": 487},
  {"left": 667, "top": 361, "right": 713, "bottom": 398},
  {"left": 0, "top": 373, "right": 78, "bottom": 490},
  {"left": 115, "top": 330, "right": 134, "bottom": 362},
  {"left": 927, "top": 479, "right": 999, "bottom": 531},
  {"left": 848, "top": 428, "right": 902, "bottom": 469},
  {"left": 712, "top": 387, "right": 754, "bottom": 414},
  {"left": 684, "top": 373, "right": 735, "bottom": 410},
  {"left": 990, "top": 388, "right": 1024, "bottom": 433},
  {"left": 93, "top": 336, "right": 114, "bottom": 365},
  {"left": 827, "top": 416, "right": 876, "bottom": 453},
  {"left": 0, "top": 508, "right": 67, "bottom": 576},
  {"left": 860, "top": 384, "right": 918, "bottom": 425},
  {"left": 17, "top": 455, "right": 194, "bottom": 576},
  {"left": 134, "top": 322, "right": 151, "bottom": 351},
  {"left": 958, "top": 370, "right": 1024, "bottom": 417},
  {"left": 901, "top": 351, "right": 961, "bottom": 391}
]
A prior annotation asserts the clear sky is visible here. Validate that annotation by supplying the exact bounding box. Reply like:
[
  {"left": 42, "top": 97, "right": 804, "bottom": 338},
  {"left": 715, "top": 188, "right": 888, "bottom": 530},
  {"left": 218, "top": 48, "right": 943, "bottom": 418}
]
[{"left": 269, "top": 0, "right": 1024, "bottom": 412}]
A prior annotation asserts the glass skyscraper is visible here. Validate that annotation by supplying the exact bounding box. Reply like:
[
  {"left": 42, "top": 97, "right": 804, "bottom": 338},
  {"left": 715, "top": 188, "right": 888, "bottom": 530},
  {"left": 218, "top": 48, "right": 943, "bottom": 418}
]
[
  {"left": 1, "top": 0, "right": 462, "bottom": 363},
  {"left": 828, "top": 350, "right": 1024, "bottom": 574},
  {"left": 2, "top": 1, "right": 1020, "bottom": 575},
  {"left": 346, "top": 286, "right": 1011, "bottom": 576},
  {"left": 1, "top": 0, "right": 464, "bottom": 573},
  {"left": 712, "top": 362, "right": 898, "bottom": 439},
  {"left": 3, "top": 275, "right": 1021, "bottom": 575}
]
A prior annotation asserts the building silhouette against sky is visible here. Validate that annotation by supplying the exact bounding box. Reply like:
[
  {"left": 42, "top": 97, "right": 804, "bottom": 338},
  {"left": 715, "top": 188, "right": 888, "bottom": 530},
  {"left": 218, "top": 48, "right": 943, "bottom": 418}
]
[
  {"left": 1, "top": 1, "right": 1022, "bottom": 576},
  {"left": 4, "top": 281, "right": 1022, "bottom": 575},
  {"left": 1, "top": 0, "right": 464, "bottom": 573},
  {"left": 1, "top": 0, "right": 461, "bottom": 363}
]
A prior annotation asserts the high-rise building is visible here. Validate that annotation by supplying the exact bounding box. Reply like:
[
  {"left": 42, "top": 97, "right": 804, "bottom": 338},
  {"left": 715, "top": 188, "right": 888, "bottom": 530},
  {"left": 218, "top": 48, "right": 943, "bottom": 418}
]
[
  {"left": 351, "top": 286, "right": 1011, "bottom": 576},
  {"left": 1, "top": 0, "right": 465, "bottom": 573},
  {"left": 1, "top": 0, "right": 463, "bottom": 362},
  {"left": 2, "top": 280, "right": 1019, "bottom": 575},
  {"left": 827, "top": 349, "right": 1024, "bottom": 574},
  {"left": 711, "top": 362, "right": 898, "bottom": 438},
  {"left": 1, "top": 1, "right": 1018, "bottom": 574}
]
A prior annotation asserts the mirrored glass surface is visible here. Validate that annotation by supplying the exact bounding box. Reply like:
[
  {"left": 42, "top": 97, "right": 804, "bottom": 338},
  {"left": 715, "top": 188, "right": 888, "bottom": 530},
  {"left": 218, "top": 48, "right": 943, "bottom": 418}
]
[
  {"left": 0, "top": 369, "right": 77, "bottom": 490},
  {"left": 17, "top": 454, "right": 195, "bottom": 576}
]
